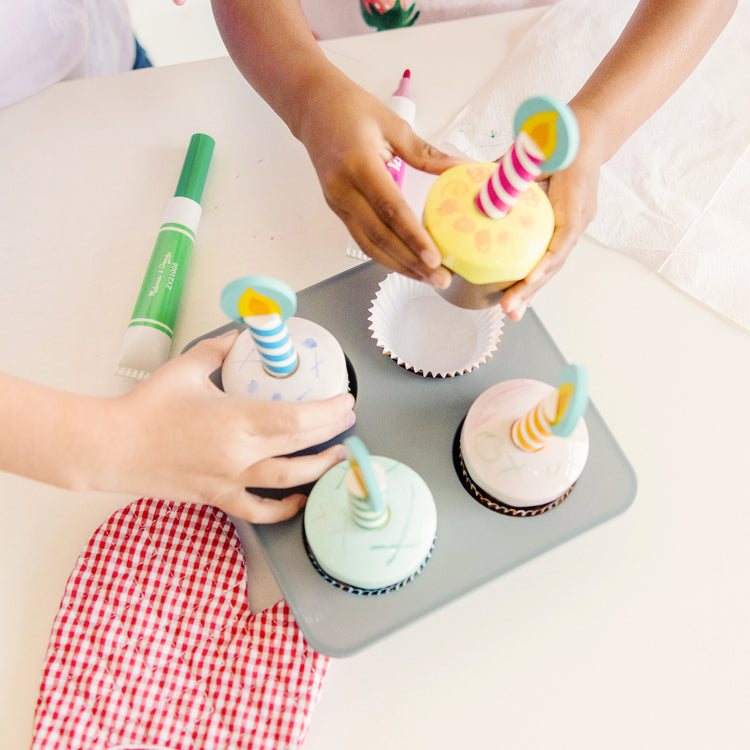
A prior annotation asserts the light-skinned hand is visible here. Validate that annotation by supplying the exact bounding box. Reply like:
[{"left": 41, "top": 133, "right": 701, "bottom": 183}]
[
  {"left": 0, "top": 331, "right": 355, "bottom": 524},
  {"left": 103, "top": 330, "right": 356, "bottom": 522}
]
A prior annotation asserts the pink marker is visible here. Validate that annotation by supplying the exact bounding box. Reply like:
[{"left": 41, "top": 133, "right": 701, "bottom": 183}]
[{"left": 386, "top": 69, "right": 416, "bottom": 189}]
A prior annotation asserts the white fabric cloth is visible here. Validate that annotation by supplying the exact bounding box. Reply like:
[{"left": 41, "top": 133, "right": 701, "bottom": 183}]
[
  {"left": 0, "top": 0, "right": 135, "bottom": 108},
  {"left": 301, "top": 0, "right": 550, "bottom": 39},
  {"left": 440, "top": 0, "right": 750, "bottom": 330}
]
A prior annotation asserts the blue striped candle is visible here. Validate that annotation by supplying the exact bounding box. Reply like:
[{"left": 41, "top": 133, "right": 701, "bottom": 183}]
[{"left": 247, "top": 313, "right": 299, "bottom": 377}]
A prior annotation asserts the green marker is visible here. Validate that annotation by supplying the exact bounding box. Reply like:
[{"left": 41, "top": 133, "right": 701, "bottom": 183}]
[{"left": 116, "top": 133, "right": 215, "bottom": 380}]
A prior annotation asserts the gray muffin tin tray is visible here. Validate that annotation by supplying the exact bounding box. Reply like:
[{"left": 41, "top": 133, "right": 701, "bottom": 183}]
[{"left": 187, "top": 262, "right": 637, "bottom": 656}]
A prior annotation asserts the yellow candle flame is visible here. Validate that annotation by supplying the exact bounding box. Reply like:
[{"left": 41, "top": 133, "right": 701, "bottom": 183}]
[
  {"left": 348, "top": 459, "right": 368, "bottom": 498},
  {"left": 520, "top": 111, "right": 559, "bottom": 159},
  {"left": 238, "top": 288, "right": 282, "bottom": 318},
  {"left": 551, "top": 382, "right": 575, "bottom": 426}
]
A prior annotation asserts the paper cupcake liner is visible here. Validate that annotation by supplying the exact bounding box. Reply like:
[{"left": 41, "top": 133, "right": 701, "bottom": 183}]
[{"left": 368, "top": 274, "right": 504, "bottom": 378}]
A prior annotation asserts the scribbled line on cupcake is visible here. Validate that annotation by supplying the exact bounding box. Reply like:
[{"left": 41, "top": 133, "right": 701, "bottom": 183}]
[
  {"left": 472, "top": 431, "right": 562, "bottom": 476},
  {"left": 229, "top": 334, "right": 327, "bottom": 401},
  {"left": 458, "top": 443, "right": 571, "bottom": 517},
  {"left": 369, "top": 484, "right": 415, "bottom": 565}
]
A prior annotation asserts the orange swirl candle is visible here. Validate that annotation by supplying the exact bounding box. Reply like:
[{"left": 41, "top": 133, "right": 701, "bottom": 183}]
[
  {"left": 510, "top": 364, "right": 589, "bottom": 452},
  {"left": 424, "top": 96, "right": 579, "bottom": 309}
]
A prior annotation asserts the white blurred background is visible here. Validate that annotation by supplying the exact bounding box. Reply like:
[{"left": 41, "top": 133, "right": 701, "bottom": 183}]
[{"left": 128, "top": 0, "right": 228, "bottom": 66}]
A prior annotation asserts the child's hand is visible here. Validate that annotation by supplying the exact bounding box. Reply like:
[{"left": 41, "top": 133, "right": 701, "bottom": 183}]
[
  {"left": 500, "top": 107, "right": 606, "bottom": 321},
  {"left": 104, "top": 331, "right": 355, "bottom": 523},
  {"left": 295, "top": 73, "right": 458, "bottom": 289}
]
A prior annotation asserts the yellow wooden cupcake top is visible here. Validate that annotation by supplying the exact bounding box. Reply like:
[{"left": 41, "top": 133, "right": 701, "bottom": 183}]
[{"left": 423, "top": 163, "right": 554, "bottom": 285}]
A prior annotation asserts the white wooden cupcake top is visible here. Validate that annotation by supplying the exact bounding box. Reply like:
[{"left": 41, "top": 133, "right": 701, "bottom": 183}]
[
  {"left": 221, "top": 318, "right": 349, "bottom": 402},
  {"left": 461, "top": 379, "right": 589, "bottom": 508}
]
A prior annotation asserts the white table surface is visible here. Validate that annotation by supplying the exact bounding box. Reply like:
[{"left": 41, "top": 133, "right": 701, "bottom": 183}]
[{"left": 2, "top": 8, "right": 749, "bottom": 749}]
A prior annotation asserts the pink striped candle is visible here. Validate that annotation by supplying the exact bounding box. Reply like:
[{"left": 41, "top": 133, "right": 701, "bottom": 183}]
[{"left": 474, "top": 131, "right": 545, "bottom": 219}]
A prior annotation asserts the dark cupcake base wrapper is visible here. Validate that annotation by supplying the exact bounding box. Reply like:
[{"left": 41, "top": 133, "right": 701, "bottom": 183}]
[
  {"left": 303, "top": 527, "right": 436, "bottom": 596},
  {"left": 452, "top": 420, "right": 574, "bottom": 517}
]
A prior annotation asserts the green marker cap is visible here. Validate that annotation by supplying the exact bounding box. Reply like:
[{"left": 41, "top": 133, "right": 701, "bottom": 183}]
[{"left": 174, "top": 132, "right": 215, "bottom": 203}]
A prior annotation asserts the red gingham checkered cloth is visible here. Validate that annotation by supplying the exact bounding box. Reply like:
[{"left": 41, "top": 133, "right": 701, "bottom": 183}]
[{"left": 32, "top": 497, "right": 330, "bottom": 750}]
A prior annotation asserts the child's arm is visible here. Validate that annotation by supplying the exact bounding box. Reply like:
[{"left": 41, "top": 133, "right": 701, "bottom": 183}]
[
  {"left": 210, "top": 0, "right": 457, "bottom": 289},
  {"left": 0, "top": 332, "right": 355, "bottom": 523},
  {"left": 500, "top": 0, "right": 738, "bottom": 320}
]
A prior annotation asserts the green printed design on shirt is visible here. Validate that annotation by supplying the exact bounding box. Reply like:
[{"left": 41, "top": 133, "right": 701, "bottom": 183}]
[{"left": 360, "top": 1, "right": 420, "bottom": 31}]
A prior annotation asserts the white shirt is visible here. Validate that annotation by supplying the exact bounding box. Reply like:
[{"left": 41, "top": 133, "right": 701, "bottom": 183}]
[{"left": 0, "top": 0, "right": 134, "bottom": 108}]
